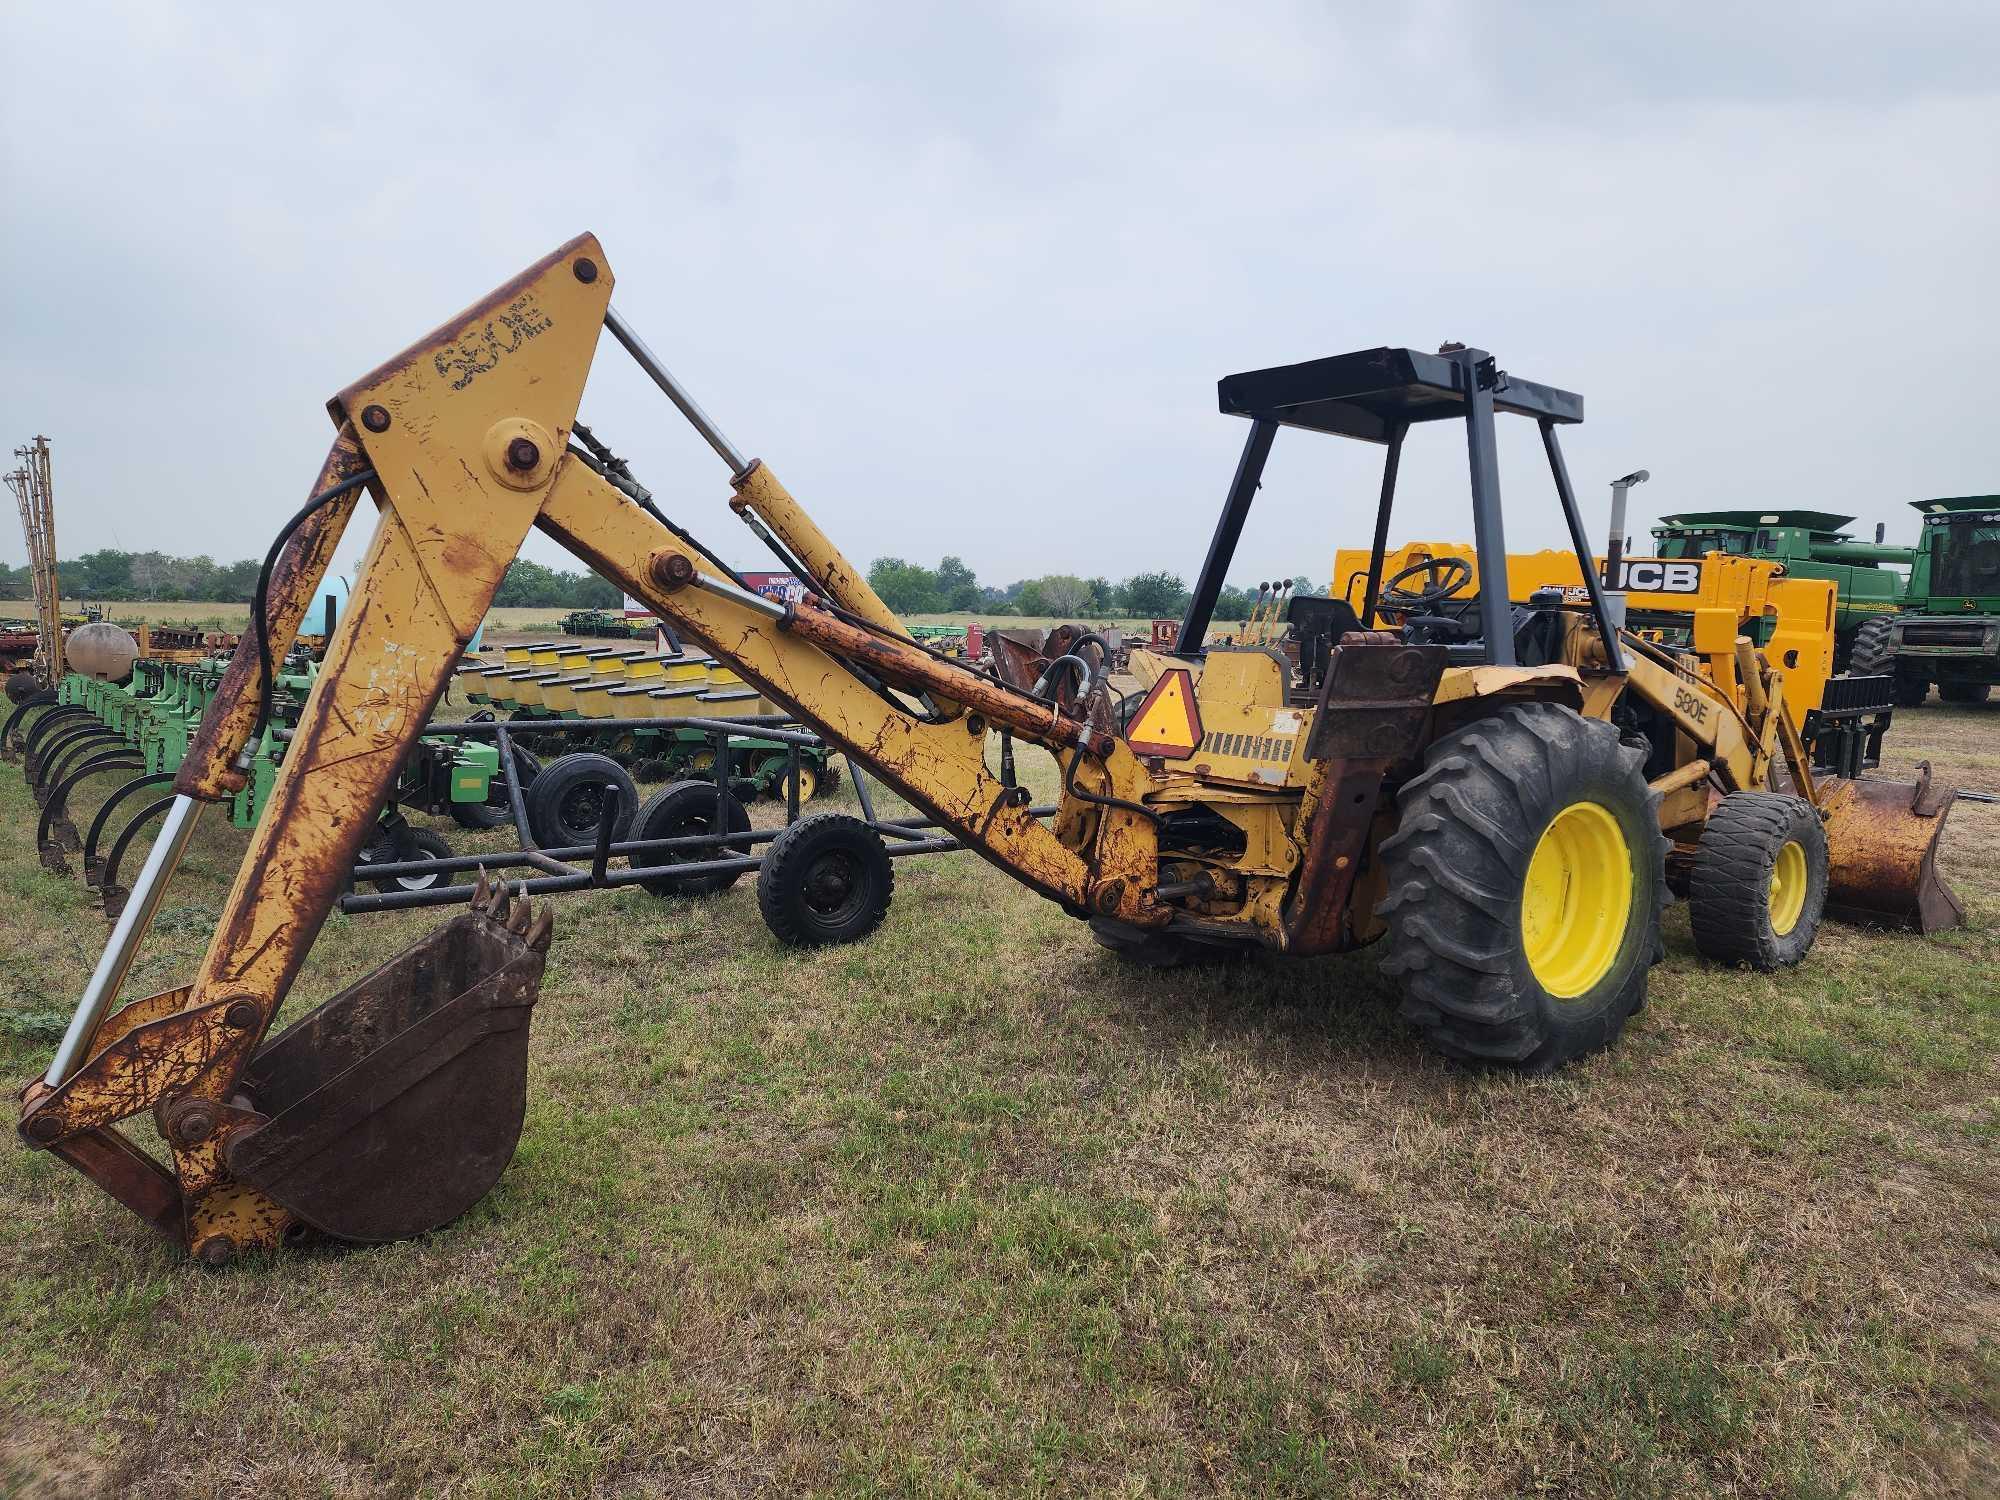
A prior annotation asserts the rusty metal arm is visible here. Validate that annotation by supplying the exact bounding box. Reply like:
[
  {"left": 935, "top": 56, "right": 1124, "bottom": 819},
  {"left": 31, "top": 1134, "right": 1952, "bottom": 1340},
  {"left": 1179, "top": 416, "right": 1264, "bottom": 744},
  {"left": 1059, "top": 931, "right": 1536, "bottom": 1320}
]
[{"left": 535, "top": 458, "right": 1165, "bottom": 926}]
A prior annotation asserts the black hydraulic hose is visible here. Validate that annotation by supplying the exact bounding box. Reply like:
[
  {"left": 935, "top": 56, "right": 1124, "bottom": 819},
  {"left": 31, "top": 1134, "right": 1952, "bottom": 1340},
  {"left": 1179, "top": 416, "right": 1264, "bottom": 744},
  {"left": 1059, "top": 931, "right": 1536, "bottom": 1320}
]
[
  {"left": 1062, "top": 747, "right": 1162, "bottom": 827},
  {"left": 248, "top": 467, "right": 378, "bottom": 747},
  {"left": 565, "top": 434, "right": 752, "bottom": 591}
]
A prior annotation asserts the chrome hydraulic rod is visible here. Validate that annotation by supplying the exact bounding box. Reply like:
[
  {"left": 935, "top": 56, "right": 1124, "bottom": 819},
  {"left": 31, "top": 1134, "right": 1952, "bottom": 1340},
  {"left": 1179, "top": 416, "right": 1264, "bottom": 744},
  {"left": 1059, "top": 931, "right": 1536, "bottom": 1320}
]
[
  {"left": 603, "top": 306, "right": 747, "bottom": 474},
  {"left": 43, "top": 793, "right": 204, "bottom": 1085}
]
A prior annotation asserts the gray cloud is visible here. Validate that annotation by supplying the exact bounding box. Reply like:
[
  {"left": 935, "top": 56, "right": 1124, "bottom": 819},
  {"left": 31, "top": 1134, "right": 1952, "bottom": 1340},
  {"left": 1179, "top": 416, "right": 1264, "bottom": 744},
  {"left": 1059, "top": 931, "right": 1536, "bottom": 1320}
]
[{"left": 3, "top": 0, "right": 1994, "bottom": 594}]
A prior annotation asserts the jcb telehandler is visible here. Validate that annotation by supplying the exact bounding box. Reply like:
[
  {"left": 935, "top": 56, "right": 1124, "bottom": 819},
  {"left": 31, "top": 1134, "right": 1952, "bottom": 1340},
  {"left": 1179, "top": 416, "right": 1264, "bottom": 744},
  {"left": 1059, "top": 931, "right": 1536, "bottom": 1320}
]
[{"left": 15, "top": 236, "right": 1961, "bottom": 1262}]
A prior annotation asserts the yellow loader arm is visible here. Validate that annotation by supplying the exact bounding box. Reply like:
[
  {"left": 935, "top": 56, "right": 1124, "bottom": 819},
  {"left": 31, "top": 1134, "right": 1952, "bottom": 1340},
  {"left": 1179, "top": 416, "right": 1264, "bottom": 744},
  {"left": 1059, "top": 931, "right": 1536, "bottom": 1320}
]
[{"left": 17, "top": 235, "right": 1171, "bottom": 1259}]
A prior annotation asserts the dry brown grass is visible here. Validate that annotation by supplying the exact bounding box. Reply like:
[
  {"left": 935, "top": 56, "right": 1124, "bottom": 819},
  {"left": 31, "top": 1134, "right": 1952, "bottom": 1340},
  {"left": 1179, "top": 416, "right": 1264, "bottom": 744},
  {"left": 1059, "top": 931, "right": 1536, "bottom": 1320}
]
[{"left": 0, "top": 703, "right": 1994, "bottom": 1497}]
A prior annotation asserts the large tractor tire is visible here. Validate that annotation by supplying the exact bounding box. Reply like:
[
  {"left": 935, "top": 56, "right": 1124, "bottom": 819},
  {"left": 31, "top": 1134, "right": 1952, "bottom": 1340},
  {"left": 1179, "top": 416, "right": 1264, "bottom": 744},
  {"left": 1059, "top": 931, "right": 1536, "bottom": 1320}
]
[
  {"left": 1939, "top": 681, "right": 1991, "bottom": 705},
  {"left": 1844, "top": 614, "right": 1896, "bottom": 677},
  {"left": 1688, "top": 792, "right": 1827, "bottom": 970},
  {"left": 1378, "top": 703, "right": 1665, "bottom": 1073}
]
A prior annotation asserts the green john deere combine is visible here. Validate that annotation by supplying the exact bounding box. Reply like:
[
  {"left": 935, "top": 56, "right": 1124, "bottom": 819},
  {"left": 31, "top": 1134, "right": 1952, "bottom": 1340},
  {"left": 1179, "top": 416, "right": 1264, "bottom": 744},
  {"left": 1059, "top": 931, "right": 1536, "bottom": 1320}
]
[
  {"left": 1649, "top": 510, "right": 1916, "bottom": 673},
  {"left": 1881, "top": 496, "right": 2000, "bottom": 706}
]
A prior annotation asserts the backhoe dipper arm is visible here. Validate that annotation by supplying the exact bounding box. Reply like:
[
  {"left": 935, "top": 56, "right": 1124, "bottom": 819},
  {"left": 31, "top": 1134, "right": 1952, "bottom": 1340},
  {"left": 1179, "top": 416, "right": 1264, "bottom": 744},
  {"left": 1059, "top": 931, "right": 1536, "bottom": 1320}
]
[{"left": 21, "top": 234, "right": 1165, "bottom": 1255}]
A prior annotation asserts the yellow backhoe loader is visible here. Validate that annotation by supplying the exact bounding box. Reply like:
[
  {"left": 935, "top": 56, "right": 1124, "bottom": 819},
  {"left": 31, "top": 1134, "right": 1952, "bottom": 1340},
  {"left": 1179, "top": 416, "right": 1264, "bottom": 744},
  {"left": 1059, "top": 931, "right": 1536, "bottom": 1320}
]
[{"left": 15, "top": 238, "right": 1962, "bottom": 1261}]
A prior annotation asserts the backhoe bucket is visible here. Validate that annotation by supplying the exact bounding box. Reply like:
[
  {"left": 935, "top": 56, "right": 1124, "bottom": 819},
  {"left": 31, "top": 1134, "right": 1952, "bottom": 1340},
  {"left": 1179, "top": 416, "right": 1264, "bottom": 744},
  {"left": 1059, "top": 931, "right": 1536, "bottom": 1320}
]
[
  {"left": 224, "top": 880, "right": 551, "bottom": 1243},
  {"left": 1820, "top": 765, "right": 1965, "bottom": 933}
]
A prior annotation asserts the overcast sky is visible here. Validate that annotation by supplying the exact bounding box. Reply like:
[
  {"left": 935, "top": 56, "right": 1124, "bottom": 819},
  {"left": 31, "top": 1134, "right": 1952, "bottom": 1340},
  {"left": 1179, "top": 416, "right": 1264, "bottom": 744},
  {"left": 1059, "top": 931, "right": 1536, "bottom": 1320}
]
[{"left": 3, "top": 1, "right": 1995, "bottom": 597}]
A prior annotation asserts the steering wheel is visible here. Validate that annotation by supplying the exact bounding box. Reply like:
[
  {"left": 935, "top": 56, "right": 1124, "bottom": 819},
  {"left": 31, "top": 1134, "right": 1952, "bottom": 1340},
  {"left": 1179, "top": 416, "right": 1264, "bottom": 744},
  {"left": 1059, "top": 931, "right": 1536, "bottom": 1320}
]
[{"left": 1376, "top": 556, "right": 1473, "bottom": 616}]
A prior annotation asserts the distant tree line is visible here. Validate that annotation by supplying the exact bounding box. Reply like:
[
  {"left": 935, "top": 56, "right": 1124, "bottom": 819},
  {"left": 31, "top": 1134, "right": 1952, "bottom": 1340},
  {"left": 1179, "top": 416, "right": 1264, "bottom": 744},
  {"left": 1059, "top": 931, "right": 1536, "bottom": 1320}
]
[
  {"left": 865, "top": 555, "right": 1324, "bottom": 622},
  {"left": 1, "top": 546, "right": 1319, "bottom": 624},
  {"left": 0, "top": 549, "right": 625, "bottom": 610}
]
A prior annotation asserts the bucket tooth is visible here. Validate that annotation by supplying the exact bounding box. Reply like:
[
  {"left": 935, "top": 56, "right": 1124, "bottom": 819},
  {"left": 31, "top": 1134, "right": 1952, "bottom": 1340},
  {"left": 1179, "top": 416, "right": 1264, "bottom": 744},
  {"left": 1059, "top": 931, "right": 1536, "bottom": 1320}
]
[{"left": 526, "top": 906, "right": 554, "bottom": 953}]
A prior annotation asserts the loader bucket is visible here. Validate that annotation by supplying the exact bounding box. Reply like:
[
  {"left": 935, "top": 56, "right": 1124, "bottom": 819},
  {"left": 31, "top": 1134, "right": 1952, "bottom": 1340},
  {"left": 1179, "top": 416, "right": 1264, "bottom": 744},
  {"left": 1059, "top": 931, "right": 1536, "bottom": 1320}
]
[
  {"left": 224, "top": 880, "right": 551, "bottom": 1243},
  {"left": 1820, "top": 763, "right": 1965, "bottom": 933}
]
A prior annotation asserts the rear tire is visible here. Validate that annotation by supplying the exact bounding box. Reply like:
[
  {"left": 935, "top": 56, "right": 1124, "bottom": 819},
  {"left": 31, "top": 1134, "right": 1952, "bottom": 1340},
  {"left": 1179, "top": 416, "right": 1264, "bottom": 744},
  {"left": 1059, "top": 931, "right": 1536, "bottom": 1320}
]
[
  {"left": 1845, "top": 614, "right": 1895, "bottom": 677},
  {"left": 1378, "top": 703, "right": 1665, "bottom": 1073},
  {"left": 630, "top": 780, "right": 752, "bottom": 896},
  {"left": 758, "top": 813, "right": 893, "bottom": 947},
  {"left": 1688, "top": 792, "right": 1827, "bottom": 970},
  {"left": 1939, "top": 681, "right": 1991, "bottom": 705},
  {"left": 525, "top": 753, "right": 638, "bottom": 848}
]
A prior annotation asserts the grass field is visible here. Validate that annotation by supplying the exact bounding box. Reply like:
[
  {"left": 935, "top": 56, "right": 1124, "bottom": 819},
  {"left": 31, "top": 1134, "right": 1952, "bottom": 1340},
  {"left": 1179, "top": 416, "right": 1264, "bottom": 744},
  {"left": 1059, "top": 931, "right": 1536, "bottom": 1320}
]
[{"left": 0, "top": 700, "right": 1994, "bottom": 1497}]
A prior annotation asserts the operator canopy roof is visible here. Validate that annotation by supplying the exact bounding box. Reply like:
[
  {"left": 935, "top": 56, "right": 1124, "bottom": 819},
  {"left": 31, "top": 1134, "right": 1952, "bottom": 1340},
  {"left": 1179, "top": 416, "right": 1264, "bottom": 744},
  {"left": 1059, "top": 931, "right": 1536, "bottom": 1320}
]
[{"left": 1217, "top": 345, "right": 1582, "bottom": 444}]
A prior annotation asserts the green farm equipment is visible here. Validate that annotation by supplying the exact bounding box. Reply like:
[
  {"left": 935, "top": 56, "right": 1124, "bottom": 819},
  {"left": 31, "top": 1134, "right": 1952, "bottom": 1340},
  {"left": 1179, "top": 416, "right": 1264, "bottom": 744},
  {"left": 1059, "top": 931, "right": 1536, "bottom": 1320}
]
[
  {"left": 560, "top": 607, "right": 643, "bottom": 639},
  {"left": 1650, "top": 510, "right": 1917, "bottom": 673},
  {"left": 459, "top": 641, "right": 838, "bottom": 801},
  {"left": 1880, "top": 496, "right": 2000, "bottom": 706},
  {"left": 3, "top": 653, "right": 499, "bottom": 907}
]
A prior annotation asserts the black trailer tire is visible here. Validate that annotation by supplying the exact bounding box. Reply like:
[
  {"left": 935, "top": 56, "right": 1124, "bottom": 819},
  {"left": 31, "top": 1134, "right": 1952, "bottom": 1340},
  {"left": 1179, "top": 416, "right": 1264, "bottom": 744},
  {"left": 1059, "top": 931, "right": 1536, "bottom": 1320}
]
[
  {"left": 1939, "top": 681, "right": 1991, "bottom": 705},
  {"left": 525, "top": 753, "right": 637, "bottom": 848},
  {"left": 630, "top": 780, "right": 753, "bottom": 896},
  {"left": 1378, "top": 703, "right": 1666, "bottom": 1073},
  {"left": 1845, "top": 614, "right": 1896, "bottom": 677},
  {"left": 1687, "top": 792, "right": 1827, "bottom": 970},
  {"left": 758, "top": 813, "right": 893, "bottom": 947},
  {"left": 364, "top": 827, "right": 460, "bottom": 895}
]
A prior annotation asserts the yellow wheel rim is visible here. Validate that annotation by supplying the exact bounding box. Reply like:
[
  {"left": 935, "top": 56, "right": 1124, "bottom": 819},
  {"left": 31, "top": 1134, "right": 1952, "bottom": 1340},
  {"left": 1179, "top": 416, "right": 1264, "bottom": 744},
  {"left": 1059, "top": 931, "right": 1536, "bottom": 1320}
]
[
  {"left": 792, "top": 767, "right": 819, "bottom": 801},
  {"left": 1769, "top": 840, "right": 1807, "bottom": 935},
  {"left": 1521, "top": 801, "right": 1633, "bottom": 999},
  {"left": 688, "top": 749, "right": 715, "bottom": 773}
]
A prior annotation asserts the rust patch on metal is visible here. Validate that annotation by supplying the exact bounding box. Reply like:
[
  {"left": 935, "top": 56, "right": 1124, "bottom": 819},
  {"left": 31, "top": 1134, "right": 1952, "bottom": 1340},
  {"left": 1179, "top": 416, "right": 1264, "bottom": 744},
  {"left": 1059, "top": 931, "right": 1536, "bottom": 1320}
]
[{"left": 1821, "top": 769, "right": 1965, "bottom": 932}]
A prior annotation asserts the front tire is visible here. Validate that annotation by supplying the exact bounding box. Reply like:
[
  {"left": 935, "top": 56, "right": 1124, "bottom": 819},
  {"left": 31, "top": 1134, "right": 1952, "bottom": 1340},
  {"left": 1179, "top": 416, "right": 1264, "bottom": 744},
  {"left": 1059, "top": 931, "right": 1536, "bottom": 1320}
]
[
  {"left": 1378, "top": 703, "right": 1665, "bottom": 1073},
  {"left": 1688, "top": 792, "right": 1827, "bottom": 970}
]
